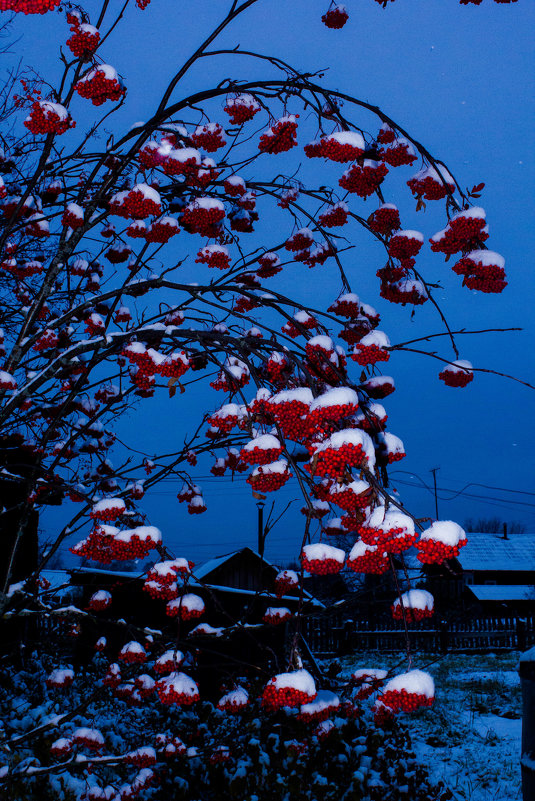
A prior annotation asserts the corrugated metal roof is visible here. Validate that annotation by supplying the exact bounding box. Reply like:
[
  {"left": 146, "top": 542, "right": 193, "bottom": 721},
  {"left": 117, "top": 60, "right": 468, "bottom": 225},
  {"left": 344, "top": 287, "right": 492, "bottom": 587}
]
[
  {"left": 468, "top": 584, "right": 534, "bottom": 602},
  {"left": 457, "top": 532, "right": 535, "bottom": 572}
]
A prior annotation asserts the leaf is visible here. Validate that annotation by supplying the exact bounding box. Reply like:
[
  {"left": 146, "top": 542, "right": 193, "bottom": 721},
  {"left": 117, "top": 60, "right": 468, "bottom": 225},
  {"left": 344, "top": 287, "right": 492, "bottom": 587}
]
[
  {"left": 471, "top": 182, "right": 485, "bottom": 193},
  {"left": 415, "top": 197, "right": 426, "bottom": 213},
  {"left": 168, "top": 377, "right": 178, "bottom": 397},
  {"left": 252, "top": 491, "right": 266, "bottom": 501}
]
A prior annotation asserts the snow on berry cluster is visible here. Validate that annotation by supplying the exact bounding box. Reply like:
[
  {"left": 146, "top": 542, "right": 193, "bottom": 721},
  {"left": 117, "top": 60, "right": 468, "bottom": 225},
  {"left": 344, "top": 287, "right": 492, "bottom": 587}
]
[
  {"left": 24, "top": 101, "right": 74, "bottom": 135},
  {"left": 301, "top": 542, "right": 345, "bottom": 575},
  {"left": 416, "top": 520, "right": 467, "bottom": 564},
  {"left": 258, "top": 115, "right": 299, "bottom": 154},
  {"left": 377, "top": 670, "right": 435, "bottom": 713},
  {"left": 439, "top": 359, "right": 474, "bottom": 387},
  {"left": 262, "top": 669, "right": 317, "bottom": 710},
  {"left": 76, "top": 65, "right": 126, "bottom": 106},
  {"left": 224, "top": 93, "right": 261, "bottom": 124},
  {"left": 392, "top": 589, "right": 434, "bottom": 622}
]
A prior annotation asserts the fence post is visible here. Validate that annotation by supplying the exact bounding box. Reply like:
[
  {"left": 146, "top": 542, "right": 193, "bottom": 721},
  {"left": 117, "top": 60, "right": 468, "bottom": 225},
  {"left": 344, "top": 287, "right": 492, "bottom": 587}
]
[
  {"left": 519, "top": 647, "right": 535, "bottom": 801},
  {"left": 517, "top": 618, "right": 527, "bottom": 652},
  {"left": 439, "top": 620, "right": 449, "bottom": 654}
]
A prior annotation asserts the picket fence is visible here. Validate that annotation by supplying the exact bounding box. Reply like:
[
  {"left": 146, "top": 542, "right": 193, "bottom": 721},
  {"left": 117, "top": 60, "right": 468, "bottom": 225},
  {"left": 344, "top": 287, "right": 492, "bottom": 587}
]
[{"left": 301, "top": 613, "right": 535, "bottom": 656}]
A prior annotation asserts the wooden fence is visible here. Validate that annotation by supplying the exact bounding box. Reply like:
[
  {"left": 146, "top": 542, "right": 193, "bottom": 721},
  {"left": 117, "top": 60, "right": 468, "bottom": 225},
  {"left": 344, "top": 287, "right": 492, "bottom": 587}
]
[{"left": 301, "top": 614, "right": 535, "bottom": 656}]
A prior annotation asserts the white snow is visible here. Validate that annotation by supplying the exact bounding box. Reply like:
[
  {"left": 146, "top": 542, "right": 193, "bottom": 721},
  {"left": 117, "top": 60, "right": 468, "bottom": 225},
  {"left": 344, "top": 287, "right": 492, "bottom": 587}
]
[
  {"left": 382, "top": 669, "right": 435, "bottom": 698},
  {"left": 310, "top": 387, "right": 359, "bottom": 411},
  {"left": 419, "top": 520, "right": 466, "bottom": 547},
  {"left": 393, "top": 589, "right": 434, "bottom": 612},
  {"left": 302, "top": 543, "right": 345, "bottom": 563}
]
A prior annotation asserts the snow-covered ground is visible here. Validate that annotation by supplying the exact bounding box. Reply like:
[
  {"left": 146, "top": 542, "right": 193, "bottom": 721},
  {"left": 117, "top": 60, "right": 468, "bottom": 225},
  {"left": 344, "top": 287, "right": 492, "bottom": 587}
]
[{"left": 336, "top": 651, "right": 522, "bottom": 801}]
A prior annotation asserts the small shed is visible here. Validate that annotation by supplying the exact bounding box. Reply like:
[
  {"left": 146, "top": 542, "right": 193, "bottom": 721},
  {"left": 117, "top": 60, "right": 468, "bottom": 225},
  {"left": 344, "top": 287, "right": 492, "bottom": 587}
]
[{"left": 457, "top": 532, "right": 535, "bottom": 613}]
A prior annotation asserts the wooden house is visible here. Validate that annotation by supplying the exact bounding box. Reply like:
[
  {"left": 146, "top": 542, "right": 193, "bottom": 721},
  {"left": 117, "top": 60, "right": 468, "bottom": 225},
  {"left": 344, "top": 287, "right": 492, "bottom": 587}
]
[
  {"left": 425, "top": 531, "right": 535, "bottom": 614},
  {"left": 68, "top": 548, "right": 322, "bottom": 691}
]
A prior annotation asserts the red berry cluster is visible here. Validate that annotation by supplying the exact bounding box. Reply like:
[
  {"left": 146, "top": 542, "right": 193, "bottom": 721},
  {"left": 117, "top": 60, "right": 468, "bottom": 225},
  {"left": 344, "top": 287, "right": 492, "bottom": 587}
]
[
  {"left": 338, "top": 320, "right": 373, "bottom": 345},
  {"left": 76, "top": 66, "right": 126, "bottom": 106},
  {"left": 144, "top": 579, "right": 178, "bottom": 601},
  {"left": 240, "top": 444, "right": 284, "bottom": 465},
  {"left": 301, "top": 554, "right": 344, "bottom": 575},
  {"left": 430, "top": 211, "right": 488, "bottom": 255},
  {"left": 285, "top": 228, "right": 314, "bottom": 252},
  {"left": 263, "top": 608, "right": 292, "bottom": 625},
  {"left": 46, "top": 669, "right": 74, "bottom": 690},
  {"left": 24, "top": 101, "right": 74, "bottom": 135},
  {"left": 328, "top": 483, "right": 372, "bottom": 513},
  {"left": 416, "top": 538, "right": 465, "bottom": 565},
  {"left": 247, "top": 466, "right": 291, "bottom": 492},
  {"left": 351, "top": 343, "right": 390, "bottom": 366},
  {"left": 84, "top": 314, "right": 105, "bottom": 335},
  {"left": 125, "top": 748, "right": 157, "bottom": 768},
  {"left": 388, "top": 231, "right": 423, "bottom": 260},
  {"left": 380, "top": 280, "right": 428, "bottom": 306},
  {"left": 258, "top": 116, "right": 298, "bottom": 154},
  {"left": 61, "top": 204, "right": 84, "bottom": 228},
  {"left": 304, "top": 133, "right": 364, "bottom": 162},
  {"left": 50, "top": 739, "right": 72, "bottom": 759},
  {"left": 321, "top": 5, "right": 349, "bottom": 28},
  {"left": 195, "top": 244, "right": 231, "bottom": 269},
  {"left": 0, "top": 0, "right": 60, "bottom": 14},
  {"left": 381, "top": 140, "right": 417, "bottom": 166},
  {"left": 274, "top": 570, "right": 299, "bottom": 598},
  {"left": 362, "top": 377, "right": 394, "bottom": 399},
  {"left": 261, "top": 683, "right": 315, "bottom": 710},
  {"left": 257, "top": 252, "right": 282, "bottom": 277},
  {"left": 309, "top": 441, "right": 367, "bottom": 478},
  {"left": 339, "top": 161, "right": 388, "bottom": 197},
  {"left": 377, "top": 123, "right": 396, "bottom": 144},
  {"left": 33, "top": 328, "right": 58, "bottom": 351},
  {"left": 327, "top": 295, "right": 361, "bottom": 318},
  {"left": 308, "top": 401, "right": 359, "bottom": 430},
  {"left": 67, "top": 23, "right": 100, "bottom": 59},
  {"left": 452, "top": 253, "right": 506, "bottom": 294},
  {"left": 282, "top": 313, "right": 318, "bottom": 339},
  {"left": 72, "top": 729, "right": 105, "bottom": 751},
  {"left": 318, "top": 202, "right": 349, "bottom": 228},
  {"left": 392, "top": 605, "right": 433, "bottom": 623},
  {"left": 87, "top": 590, "right": 112, "bottom": 611},
  {"left": 156, "top": 675, "right": 200, "bottom": 706},
  {"left": 181, "top": 200, "right": 225, "bottom": 236},
  {"left": 407, "top": 172, "right": 454, "bottom": 200},
  {"left": 191, "top": 122, "right": 226, "bottom": 152},
  {"left": 347, "top": 547, "right": 389, "bottom": 574},
  {"left": 118, "top": 642, "right": 147, "bottom": 664},
  {"left": 378, "top": 689, "right": 433, "bottom": 713},
  {"left": 438, "top": 366, "right": 473, "bottom": 387},
  {"left": 110, "top": 186, "right": 161, "bottom": 220},
  {"left": 224, "top": 94, "right": 261, "bottom": 125},
  {"left": 166, "top": 595, "right": 205, "bottom": 620}
]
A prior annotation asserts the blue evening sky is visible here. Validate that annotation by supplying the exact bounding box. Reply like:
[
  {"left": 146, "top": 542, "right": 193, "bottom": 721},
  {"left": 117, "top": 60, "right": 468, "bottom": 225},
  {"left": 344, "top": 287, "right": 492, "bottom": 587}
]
[{"left": 8, "top": 0, "right": 535, "bottom": 566}]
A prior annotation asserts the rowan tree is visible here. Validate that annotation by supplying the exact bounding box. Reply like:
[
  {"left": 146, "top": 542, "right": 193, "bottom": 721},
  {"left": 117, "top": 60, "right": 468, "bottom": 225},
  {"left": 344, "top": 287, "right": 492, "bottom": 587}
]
[{"left": 0, "top": 0, "right": 525, "bottom": 798}]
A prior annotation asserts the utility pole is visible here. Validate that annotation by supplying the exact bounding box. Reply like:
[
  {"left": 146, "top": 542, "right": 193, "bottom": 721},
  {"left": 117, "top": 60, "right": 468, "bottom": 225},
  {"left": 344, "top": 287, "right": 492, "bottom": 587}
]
[
  {"left": 257, "top": 501, "right": 266, "bottom": 558},
  {"left": 430, "top": 467, "right": 440, "bottom": 519}
]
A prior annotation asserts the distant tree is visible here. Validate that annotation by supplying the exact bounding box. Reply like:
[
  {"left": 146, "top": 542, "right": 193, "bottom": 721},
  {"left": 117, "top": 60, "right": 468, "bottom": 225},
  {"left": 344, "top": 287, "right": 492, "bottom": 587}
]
[{"left": 463, "top": 518, "right": 526, "bottom": 534}]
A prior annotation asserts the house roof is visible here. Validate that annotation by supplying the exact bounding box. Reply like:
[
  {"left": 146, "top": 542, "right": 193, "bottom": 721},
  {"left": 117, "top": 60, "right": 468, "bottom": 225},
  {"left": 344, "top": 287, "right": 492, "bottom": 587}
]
[
  {"left": 69, "top": 551, "right": 324, "bottom": 607},
  {"left": 468, "top": 584, "right": 535, "bottom": 602},
  {"left": 457, "top": 532, "right": 535, "bottom": 572},
  {"left": 194, "top": 548, "right": 267, "bottom": 579}
]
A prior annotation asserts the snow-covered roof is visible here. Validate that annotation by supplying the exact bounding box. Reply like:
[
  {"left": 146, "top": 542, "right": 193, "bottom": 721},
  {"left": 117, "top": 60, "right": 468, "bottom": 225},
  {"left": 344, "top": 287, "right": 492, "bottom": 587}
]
[
  {"left": 468, "top": 585, "right": 534, "bottom": 602},
  {"left": 41, "top": 569, "right": 72, "bottom": 589},
  {"left": 457, "top": 532, "right": 535, "bottom": 572}
]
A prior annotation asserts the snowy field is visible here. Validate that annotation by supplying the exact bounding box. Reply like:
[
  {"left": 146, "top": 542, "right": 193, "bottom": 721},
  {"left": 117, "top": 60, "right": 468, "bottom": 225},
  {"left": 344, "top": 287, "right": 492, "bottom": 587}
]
[{"left": 335, "top": 651, "right": 522, "bottom": 801}]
